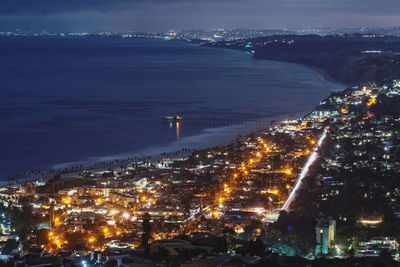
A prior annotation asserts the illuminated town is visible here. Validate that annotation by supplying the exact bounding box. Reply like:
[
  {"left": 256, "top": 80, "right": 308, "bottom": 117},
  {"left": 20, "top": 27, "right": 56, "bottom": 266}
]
[{"left": 1, "top": 79, "right": 400, "bottom": 266}]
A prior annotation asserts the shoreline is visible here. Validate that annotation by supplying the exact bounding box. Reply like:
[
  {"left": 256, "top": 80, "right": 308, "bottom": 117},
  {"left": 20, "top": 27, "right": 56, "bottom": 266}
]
[
  {"left": 257, "top": 57, "right": 348, "bottom": 89},
  {"left": 0, "top": 110, "right": 315, "bottom": 187},
  {"left": 202, "top": 41, "right": 348, "bottom": 87},
  {"left": 1, "top": 39, "right": 345, "bottom": 185},
  {"left": 0, "top": 112, "right": 307, "bottom": 186},
  {"left": 294, "top": 62, "right": 349, "bottom": 88}
]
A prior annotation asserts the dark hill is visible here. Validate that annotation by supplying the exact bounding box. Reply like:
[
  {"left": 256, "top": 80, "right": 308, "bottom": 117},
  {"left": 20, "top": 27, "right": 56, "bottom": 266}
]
[{"left": 205, "top": 34, "right": 400, "bottom": 85}]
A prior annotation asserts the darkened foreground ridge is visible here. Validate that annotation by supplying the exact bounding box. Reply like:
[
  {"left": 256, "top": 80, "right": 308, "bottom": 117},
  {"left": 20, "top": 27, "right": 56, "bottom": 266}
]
[{"left": 206, "top": 33, "right": 400, "bottom": 85}]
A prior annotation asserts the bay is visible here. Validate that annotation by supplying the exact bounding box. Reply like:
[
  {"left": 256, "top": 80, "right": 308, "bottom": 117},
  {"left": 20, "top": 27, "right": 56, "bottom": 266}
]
[{"left": 0, "top": 36, "right": 344, "bottom": 179}]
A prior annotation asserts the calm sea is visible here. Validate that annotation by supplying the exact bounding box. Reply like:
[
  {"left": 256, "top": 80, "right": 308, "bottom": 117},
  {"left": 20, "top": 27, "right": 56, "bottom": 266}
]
[{"left": 0, "top": 36, "right": 344, "bottom": 179}]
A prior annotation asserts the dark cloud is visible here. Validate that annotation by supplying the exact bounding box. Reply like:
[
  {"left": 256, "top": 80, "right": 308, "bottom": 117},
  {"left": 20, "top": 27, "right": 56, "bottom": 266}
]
[
  {"left": 0, "top": 0, "right": 133, "bottom": 14},
  {"left": 0, "top": 0, "right": 400, "bottom": 31}
]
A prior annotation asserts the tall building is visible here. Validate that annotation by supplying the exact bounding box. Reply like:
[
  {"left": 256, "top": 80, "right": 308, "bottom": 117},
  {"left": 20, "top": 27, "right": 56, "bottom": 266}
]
[{"left": 315, "top": 218, "right": 336, "bottom": 255}]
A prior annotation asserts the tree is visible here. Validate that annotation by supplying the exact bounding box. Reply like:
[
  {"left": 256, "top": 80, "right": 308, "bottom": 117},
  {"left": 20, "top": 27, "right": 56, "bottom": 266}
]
[
  {"left": 247, "top": 238, "right": 266, "bottom": 256},
  {"left": 141, "top": 213, "right": 152, "bottom": 251},
  {"left": 10, "top": 205, "right": 38, "bottom": 241},
  {"left": 222, "top": 227, "right": 236, "bottom": 253}
]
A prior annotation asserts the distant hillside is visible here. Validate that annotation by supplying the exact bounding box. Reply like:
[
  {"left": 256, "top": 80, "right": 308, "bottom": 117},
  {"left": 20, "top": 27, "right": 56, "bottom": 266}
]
[{"left": 205, "top": 34, "right": 400, "bottom": 85}]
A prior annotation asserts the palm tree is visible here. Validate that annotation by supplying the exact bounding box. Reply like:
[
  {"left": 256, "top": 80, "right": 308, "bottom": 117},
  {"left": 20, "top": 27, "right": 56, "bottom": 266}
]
[{"left": 7, "top": 176, "right": 15, "bottom": 185}]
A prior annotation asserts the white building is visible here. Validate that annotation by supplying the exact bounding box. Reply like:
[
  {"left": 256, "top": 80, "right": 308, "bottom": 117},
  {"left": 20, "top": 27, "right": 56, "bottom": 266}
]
[{"left": 315, "top": 218, "right": 336, "bottom": 255}]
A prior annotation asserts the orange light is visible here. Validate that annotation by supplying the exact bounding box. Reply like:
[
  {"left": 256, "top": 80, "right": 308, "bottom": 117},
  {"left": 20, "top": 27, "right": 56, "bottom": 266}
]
[
  {"left": 267, "top": 189, "right": 279, "bottom": 195},
  {"left": 61, "top": 197, "right": 72, "bottom": 205},
  {"left": 54, "top": 217, "right": 62, "bottom": 227},
  {"left": 54, "top": 239, "right": 62, "bottom": 248},
  {"left": 103, "top": 227, "right": 109, "bottom": 236},
  {"left": 366, "top": 97, "right": 377, "bottom": 107},
  {"left": 48, "top": 231, "right": 54, "bottom": 238},
  {"left": 284, "top": 169, "right": 292, "bottom": 175},
  {"left": 358, "top": 219, "right": 382, "bottom": 225},
  {"left": 211, "top": 210, "right": 222, "bottom": 218}
]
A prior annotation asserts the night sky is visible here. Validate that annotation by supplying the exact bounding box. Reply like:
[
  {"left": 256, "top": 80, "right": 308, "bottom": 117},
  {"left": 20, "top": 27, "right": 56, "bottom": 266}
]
[{"left": 0, "top": 0, "right": 400, "bottom": 31}]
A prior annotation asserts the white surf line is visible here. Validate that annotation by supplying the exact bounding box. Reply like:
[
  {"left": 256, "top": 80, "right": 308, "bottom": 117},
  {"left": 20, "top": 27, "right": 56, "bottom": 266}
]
[{"left": 281, "top": 128, "right": 329, "bottom": 211}]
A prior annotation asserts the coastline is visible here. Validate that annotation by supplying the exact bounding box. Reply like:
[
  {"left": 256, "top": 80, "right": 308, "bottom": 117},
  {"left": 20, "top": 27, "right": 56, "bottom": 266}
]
[
  {"left": 209, "top": 43, "right": 348, "bottom": 88},
  {"left": 256, "top": 57, "right": 348, "bottom": 89},
  {"left": 294, "top": 62, "right": 349, "bottom": 88},
  {"left": 0, "top": 111, "right": 308, "bottom": 186},
  {"left": 1, "top": 110, "right": 321, "bottom": 187},
  {"left": 1, "top": 38, "right": 345, "bottom": 185}
]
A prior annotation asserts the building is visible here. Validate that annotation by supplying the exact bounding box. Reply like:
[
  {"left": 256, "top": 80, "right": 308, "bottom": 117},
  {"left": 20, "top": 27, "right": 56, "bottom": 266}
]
[
  {"left": 109, "top": 192, "right": 136, "bottom": 208},
  {"left": 357, "top": 237, "right": 399, "bottom": 260},
  {"left": 133, "top": 208, "right": 186, "bottom": 223},
  {"left": 315, "top": 218, "right": 336, "bottom": 255},
  {"left": 149, "top": 239, "right": 212, "bottom": 256},
  {"left": 0, "top": 239, "right": 23, "bottom": 262}
]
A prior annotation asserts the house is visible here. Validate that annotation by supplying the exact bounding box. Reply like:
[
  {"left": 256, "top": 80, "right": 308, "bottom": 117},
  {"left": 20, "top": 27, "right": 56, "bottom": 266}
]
[
  {"left": 150, "top": 239, "right": 212, "bottom": 256},
  {"left": 0, "top": 239, "right": 23, "bottom": 262}
]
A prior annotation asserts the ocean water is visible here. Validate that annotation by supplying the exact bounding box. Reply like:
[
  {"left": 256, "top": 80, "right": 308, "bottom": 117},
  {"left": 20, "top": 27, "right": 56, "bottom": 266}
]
[{"left": 0, "top": 36, "right": 344, "bottom": 179}]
